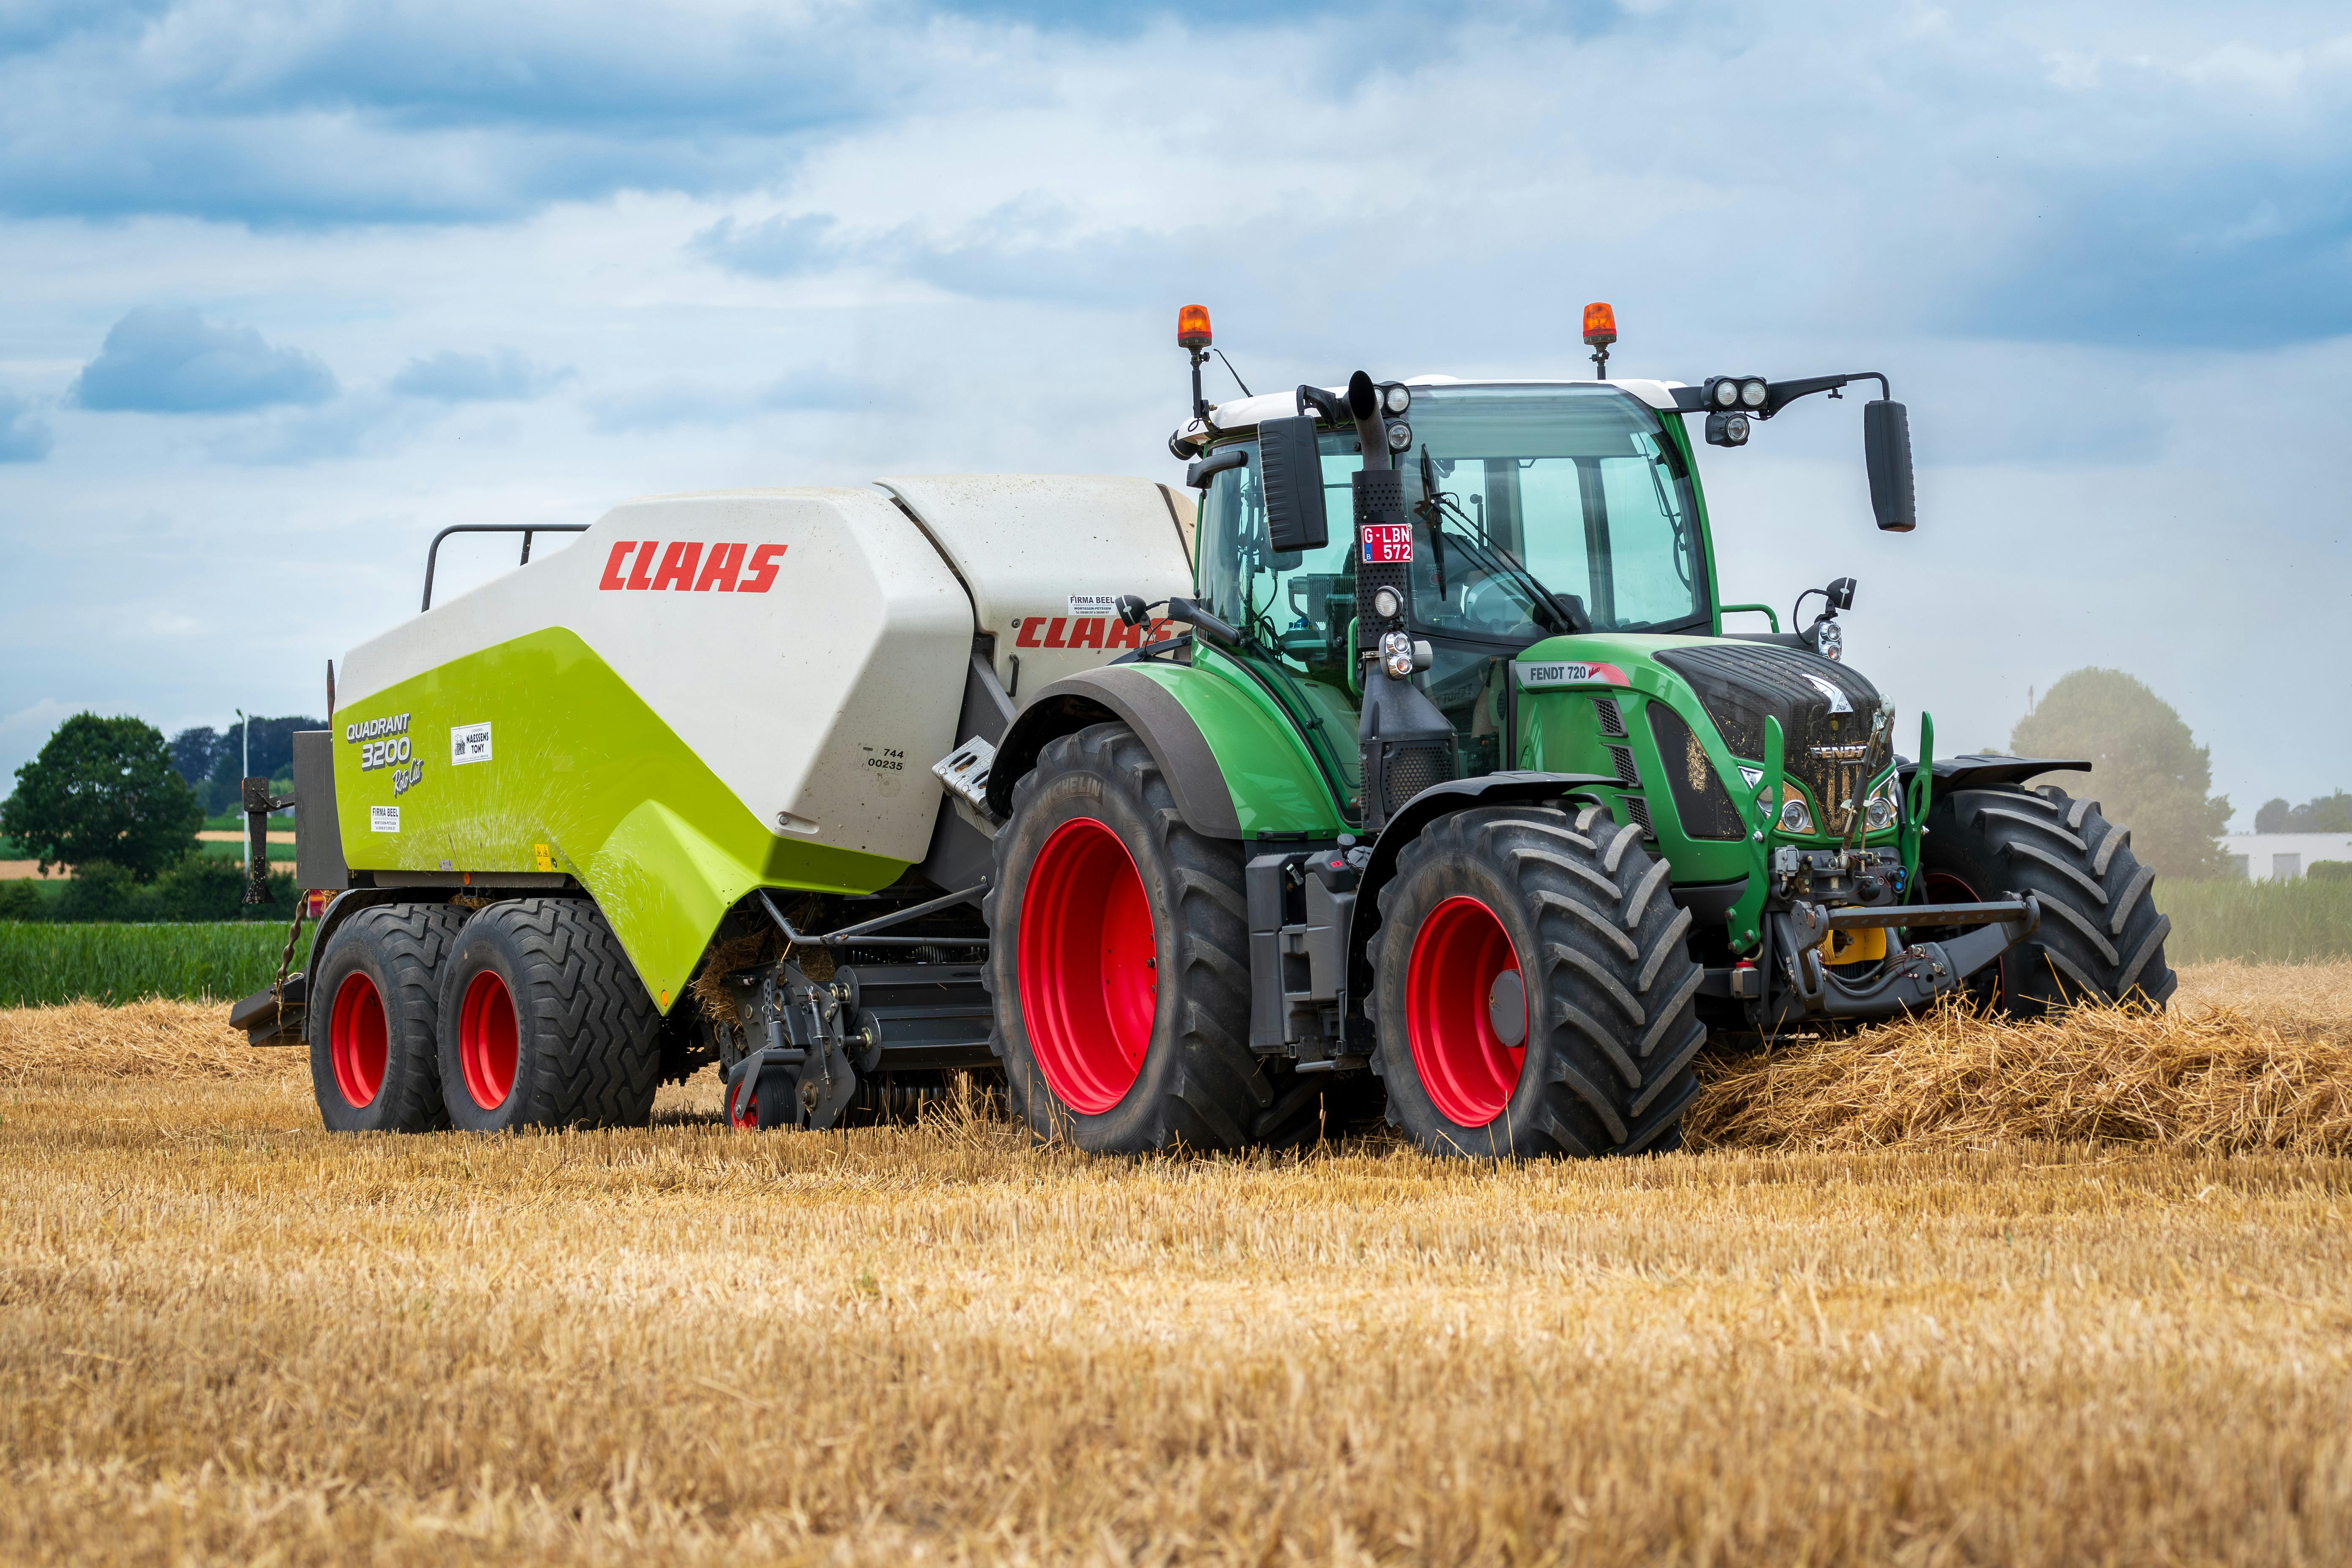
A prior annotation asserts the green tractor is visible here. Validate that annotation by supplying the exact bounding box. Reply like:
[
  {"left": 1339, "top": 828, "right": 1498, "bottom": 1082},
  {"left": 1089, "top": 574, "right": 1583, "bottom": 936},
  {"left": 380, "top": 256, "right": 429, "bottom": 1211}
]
[{"left": 981, "top": 302, "right": 2174, "bottom": 1156}]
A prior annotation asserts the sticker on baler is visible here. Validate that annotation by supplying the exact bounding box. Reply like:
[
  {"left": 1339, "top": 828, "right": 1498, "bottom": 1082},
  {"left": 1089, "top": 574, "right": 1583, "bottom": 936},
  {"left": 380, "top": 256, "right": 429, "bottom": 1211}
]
[
  {"left": 1512, "top": 659, "right": 1631, "bottom": 689},
  {"left": 449, "top": 722, "right": 493, "bottom": 765},
  {"left": 1067, "top": 593, "right": 1120, "bottom": 617},
  {"left": 371, "top": 806, "right": 400, "bottom": 833},
  {"left": 1360, "top": 524, "right": 1413, "bottom": 563}
]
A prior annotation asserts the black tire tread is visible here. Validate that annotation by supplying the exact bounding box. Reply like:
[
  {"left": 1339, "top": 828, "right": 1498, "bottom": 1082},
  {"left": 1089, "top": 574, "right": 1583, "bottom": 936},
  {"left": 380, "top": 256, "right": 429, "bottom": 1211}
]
[
  {"left": 309, "top": 901, "right": 468, "bottom": 1132},
  {"left": 1928, "top": 784, "right": 2176, "bottom": 1015},
  {"left": 1370, "top": 806, "right": 1703, "bottom": 1158},
  {"left": 450, "top": 898, "right": 662, "bottom": 1128},
  {"left": 984, "top": 724, "right": 1269, "bottom": 1153}
]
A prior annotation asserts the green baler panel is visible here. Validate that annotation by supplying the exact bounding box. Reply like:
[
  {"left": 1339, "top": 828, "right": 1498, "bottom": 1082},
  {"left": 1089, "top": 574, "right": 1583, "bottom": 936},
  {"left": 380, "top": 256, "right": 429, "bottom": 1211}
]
[{"left": 334, "top": 626, "right": 906, "bottom": 1011}]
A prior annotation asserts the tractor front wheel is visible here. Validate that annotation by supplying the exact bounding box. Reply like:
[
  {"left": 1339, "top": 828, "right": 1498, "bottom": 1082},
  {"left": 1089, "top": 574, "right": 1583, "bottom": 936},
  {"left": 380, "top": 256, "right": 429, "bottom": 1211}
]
[
  {"left": 1921, "top": 783, "right": 2175, "bottom": 1015},
  {"left": 1371, "top": 804, "right": 1704, "bottom": 1158},
  {"left": 985, "top": 722, "right": 1269, "bottom": 1153}
]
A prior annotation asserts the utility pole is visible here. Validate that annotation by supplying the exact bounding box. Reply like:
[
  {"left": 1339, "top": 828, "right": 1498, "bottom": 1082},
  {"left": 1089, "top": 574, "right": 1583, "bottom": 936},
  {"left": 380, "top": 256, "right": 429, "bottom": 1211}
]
[{"left": 236, "top": 708, "right": 249, "bottom": 781}]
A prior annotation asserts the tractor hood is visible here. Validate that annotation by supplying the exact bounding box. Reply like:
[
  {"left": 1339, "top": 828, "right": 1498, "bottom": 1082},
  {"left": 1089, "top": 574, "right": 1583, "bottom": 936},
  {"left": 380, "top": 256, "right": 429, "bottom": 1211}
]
[{"left": 1652, "top": 641, "right": 1891, "bottom": 837}]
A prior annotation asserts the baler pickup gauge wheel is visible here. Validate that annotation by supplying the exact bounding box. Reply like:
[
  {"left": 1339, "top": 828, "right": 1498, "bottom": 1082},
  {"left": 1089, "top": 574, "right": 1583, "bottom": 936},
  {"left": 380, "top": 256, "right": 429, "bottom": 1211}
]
[
  {"left": 1371, "top": 805, "right": 1706, "bottom": 1158},
  {"left": 985, "top": 722, "right": 1272, "bottom": 1153},
  {"left": 306, "top": 903, "right": 467, "bottom": 1133}
]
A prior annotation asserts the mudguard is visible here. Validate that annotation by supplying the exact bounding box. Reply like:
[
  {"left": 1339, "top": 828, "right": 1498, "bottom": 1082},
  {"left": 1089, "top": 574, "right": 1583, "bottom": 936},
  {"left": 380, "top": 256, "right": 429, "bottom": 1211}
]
[
  {"left": 1898, "top": 753, "right": 2089, "bottom": 792},
  {"left": 987, "top": 663, "right": 1346, "bottom": 840}
]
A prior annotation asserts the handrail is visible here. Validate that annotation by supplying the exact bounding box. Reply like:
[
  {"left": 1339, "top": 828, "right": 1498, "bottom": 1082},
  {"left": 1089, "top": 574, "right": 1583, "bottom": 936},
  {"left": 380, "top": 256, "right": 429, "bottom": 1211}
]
[
  {"left": 1719, "top": 601, "right": 1780, "bottom": 633},
  {"left": 421, "top": 524, "right": 589, "bottom": 611}
]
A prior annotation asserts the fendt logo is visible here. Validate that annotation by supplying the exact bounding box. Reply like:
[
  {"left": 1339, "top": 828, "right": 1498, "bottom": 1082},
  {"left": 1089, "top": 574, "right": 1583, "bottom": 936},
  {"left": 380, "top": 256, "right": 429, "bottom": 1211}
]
[{"left": 597, "top": 540, "right": 786, "bottom": 593}]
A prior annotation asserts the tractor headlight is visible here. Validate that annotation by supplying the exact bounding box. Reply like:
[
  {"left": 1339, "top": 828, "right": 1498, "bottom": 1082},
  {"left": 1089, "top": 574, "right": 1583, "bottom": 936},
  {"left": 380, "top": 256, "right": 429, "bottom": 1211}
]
[
  {"left": 1712, "top": 378, "right": 1740, "bottom": 408},
  {"left": 1865, "top": 775, "right": 1900, "bottom": 832},
  {"left": 1740, "top": 377, "right": 1769, "bottom": 408},
  {"left": 1384, "top": 384, "right": 1411, "bottom": 414},
  {"left": 1380, "top": 630, "right": 1415, "bottom": 678},
  {"left": 1387, "top": 421, "right": 1413, "bottom": 451},
  {"left": 1816, "top": 619, "right": 1843, "bottom": 661},
  {"left": 1371, "top": 585, "right": 1402, "bottom": 619},
  {"left": 1775, "top": 793, "right": 1815, "bottom": 835}
]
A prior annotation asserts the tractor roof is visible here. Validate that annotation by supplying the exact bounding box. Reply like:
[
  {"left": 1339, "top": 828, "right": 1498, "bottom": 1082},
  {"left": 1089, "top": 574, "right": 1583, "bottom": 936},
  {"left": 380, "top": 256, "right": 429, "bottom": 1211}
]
[{"left": 1173, "top": 375, "right": 1690, "bottom": 452}]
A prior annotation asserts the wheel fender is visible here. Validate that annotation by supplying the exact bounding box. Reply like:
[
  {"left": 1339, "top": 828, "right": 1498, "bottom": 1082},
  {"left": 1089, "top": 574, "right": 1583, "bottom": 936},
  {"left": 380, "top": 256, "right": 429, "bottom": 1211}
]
[
  {"left": 1343, "top": 771, "right": 1617, "bottom": 1017},
  {"left": 1899, "top": 753, "right": 2090, "bottom": 793},
  {"left": 986, "top": 668, "right": 1243, "bottom": 838}
]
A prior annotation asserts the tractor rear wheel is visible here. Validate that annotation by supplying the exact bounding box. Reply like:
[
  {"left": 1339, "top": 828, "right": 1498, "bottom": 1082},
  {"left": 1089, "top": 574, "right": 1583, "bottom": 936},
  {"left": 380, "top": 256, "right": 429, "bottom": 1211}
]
[
  {"left": 1371, "top": 804, "right": 1704, "bottom": 1158},
  {"left": 1922, "top": 783, "right": 2175, "bottom": 1015},
  {"left": 435, "top": 898, "right": 664, "bottom": 1131},
  {"left": 307, "top": 901, "right": 468, "bottom": 1133},
  {"left": 985, "top": 722, "right": 1269, "bottom": 1153}
]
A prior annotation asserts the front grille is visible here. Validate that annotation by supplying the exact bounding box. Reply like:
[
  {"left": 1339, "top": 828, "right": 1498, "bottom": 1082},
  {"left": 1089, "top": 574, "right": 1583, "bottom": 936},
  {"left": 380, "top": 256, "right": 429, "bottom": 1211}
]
[
  {"left": 1383, "top": 744, "right": 1451, "bottom": 815},
  {"left": 1622, "top": 795, "right": 1657, "bottom": 840},
  {"left": 1593, "top": 697, "right": 1627, "bottom": 737},
  {"left": 1648, "top": 703, "right": 1745, "bottom": 840},
  {"left": 1607, "top": 745, "right": 1640, "bottom": 788},
  {"left": 1656, "top": 642, "right": 1890, "bottom": 837}
]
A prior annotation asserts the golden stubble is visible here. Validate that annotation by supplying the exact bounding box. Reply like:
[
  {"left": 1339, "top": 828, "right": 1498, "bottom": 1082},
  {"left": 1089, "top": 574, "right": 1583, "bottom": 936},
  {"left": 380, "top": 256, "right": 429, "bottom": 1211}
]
[{"left": 2, "top": 964, "right": 2348, "bottom": 1565}]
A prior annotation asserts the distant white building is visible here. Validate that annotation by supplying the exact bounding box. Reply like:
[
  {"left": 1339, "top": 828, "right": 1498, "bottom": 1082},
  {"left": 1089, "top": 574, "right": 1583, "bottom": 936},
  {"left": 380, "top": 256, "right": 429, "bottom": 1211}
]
[{"left": 2219, "top": 833, "right": 2352, "bottom": 882}]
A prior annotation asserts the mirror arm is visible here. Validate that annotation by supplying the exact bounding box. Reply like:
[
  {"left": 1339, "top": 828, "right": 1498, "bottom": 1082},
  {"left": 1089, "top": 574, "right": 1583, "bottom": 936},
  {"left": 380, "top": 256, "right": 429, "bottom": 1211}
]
[{"left": 1187, "top": 447, "right": 1249, "bottom": 489}]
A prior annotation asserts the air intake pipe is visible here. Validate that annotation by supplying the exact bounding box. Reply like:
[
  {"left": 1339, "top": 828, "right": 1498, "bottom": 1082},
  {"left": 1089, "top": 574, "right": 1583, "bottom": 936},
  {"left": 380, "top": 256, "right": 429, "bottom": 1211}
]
[{"left": 1347, "top": 370, "right": 1456, "bottom": 832}]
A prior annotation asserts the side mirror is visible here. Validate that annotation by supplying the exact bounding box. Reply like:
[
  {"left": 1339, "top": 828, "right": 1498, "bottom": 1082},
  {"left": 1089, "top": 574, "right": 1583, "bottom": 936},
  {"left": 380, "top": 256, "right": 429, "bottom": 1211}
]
[
  {"left": 1863, "top": 400, "right": 1916, "bottom": 532},
  {"left": 1257, "top": 414, "right": 1329, "bottom": 553},
  {"left": 1827, "top": 576, "right": 1856, "bottom": 612}
]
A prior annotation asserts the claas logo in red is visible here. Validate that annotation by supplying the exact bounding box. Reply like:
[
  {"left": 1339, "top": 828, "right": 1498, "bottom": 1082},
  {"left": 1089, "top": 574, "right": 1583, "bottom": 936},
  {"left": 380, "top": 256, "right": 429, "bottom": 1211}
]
[
  {"left": 598, "top": 540, "right": 785, "bottom": 593},
  {"left": 1014, "top": 615, "right": 1173, "bottom": 651}
]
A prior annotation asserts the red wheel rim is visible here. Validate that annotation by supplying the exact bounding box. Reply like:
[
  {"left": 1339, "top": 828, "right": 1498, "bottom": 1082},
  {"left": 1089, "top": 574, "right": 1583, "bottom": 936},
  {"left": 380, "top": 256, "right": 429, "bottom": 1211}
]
[
  {"left": 727, "top": 1075, "right": 757, "bottom": 1129},
  {"left": 1017, "top": 816, "right": 1159, "bottom": 1115},
  {"left": 458, "top": 970, "right": 520, "bottom": 1111},
  {"left": 329, "top": 971, "right": 389, "bottom": 1109},
  {"left": 1406, "top": 896, "right": 1526, "bottom": 1127}
]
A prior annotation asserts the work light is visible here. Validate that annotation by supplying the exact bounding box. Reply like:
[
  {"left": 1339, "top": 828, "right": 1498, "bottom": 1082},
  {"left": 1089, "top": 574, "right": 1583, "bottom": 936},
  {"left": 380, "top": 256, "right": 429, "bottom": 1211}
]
[
  {"left": 1384, "top": 385, "right": 1411, "bottom": 414},
  {"left": 1380, "top": 631, "right": 1415, "bottom": 679},
  {"left": 1387, "top": 422, "right": 1412, "bottom": 451},
  {"left": 1740, "top": 378, "right": 1768, "bottom": 408}
]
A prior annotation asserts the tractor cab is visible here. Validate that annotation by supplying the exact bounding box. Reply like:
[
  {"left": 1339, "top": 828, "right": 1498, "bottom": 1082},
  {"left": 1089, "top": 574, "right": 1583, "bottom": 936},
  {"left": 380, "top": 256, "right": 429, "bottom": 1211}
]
[{"left": 1187, "top": 377, "right": 1713, "bottom": 789}]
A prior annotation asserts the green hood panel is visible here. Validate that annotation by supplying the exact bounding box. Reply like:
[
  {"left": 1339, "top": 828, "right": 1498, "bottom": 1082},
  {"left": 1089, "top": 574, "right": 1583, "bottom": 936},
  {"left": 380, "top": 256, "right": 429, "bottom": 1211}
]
[{"left": 335, "top": 626, "right": 906, "bottom": 1010}]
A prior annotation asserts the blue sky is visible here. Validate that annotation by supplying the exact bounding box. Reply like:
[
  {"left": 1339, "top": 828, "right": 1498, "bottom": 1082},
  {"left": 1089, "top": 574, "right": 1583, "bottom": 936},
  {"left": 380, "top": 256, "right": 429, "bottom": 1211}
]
[{"left": 1, "top": 0, "right": 2347, "bottom": 820}]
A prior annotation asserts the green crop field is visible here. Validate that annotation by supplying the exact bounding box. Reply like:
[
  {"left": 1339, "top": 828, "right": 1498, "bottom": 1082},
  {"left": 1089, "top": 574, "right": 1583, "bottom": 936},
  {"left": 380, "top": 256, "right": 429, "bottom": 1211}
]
[
  {"left": 0, "top": 921, "right": 314, "bottom": 1008},
  {"left": 2161, "top": 877, "right": 2352, "bottom": 964}
]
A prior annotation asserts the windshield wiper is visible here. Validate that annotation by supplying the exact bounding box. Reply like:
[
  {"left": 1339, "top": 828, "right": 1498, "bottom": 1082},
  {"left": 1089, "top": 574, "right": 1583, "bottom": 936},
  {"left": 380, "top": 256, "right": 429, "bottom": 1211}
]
[{"left": 1416, "top": 446, "right": 1577, "bottom": 637}]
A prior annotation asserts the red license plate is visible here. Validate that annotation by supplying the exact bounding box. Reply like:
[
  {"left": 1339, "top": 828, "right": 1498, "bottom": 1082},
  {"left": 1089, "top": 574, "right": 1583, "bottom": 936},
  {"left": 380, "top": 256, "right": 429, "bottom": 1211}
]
[{"left": 1361, "top": 524, "right": 1413, "bottom": 563}]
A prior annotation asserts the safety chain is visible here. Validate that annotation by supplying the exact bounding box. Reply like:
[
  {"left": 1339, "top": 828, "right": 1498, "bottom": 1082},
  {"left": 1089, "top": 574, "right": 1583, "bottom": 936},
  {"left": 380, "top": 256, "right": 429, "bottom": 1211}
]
[{"left": 272, "top": 899, "right": 309, "bottom": 1032}]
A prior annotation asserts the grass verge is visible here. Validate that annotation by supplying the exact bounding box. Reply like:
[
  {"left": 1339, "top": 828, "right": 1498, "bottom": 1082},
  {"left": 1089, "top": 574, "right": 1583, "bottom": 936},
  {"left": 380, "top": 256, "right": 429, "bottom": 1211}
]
[{"left": 0, "top": 920, "right": 312, "bottom": 1007}]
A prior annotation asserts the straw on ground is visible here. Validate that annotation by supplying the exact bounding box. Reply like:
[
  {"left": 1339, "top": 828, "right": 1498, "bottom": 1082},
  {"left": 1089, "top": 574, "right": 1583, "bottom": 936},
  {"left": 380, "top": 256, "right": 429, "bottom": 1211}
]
[{"left": 1, "top": 964, "right": 2347, "bottom": 1565}]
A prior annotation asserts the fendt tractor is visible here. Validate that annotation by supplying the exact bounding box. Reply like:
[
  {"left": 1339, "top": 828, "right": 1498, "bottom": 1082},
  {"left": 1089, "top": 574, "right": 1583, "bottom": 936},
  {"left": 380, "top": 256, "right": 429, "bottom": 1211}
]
[{"left": 232, "top": 302, "right": 2175, "bottom": 1157}]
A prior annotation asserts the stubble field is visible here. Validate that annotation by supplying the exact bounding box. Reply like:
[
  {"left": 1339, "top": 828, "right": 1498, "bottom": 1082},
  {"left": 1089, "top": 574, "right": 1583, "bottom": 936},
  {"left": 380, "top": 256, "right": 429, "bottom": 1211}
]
[{"left": 3, "top": 965, "right": 2349, "bottom": 1565}]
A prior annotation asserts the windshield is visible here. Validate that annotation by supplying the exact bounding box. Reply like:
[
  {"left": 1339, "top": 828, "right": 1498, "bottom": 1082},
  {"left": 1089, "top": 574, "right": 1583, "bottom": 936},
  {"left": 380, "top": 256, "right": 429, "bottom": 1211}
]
[{"left": 1197, "top": 384, "right": 1708, "bottom": 649}]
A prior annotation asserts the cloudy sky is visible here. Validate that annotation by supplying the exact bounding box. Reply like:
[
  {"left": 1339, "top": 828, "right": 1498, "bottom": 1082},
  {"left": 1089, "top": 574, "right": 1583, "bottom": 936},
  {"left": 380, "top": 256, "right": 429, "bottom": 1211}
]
[{"left": 1, "top": 0, "right": 2345, "bottom": 821}]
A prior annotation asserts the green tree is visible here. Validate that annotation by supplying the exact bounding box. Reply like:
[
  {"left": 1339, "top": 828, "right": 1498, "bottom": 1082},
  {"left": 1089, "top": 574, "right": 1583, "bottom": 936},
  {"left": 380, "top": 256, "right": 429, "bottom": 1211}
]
[
  {"left": 2254, "top": 791, "right": 2352, "bottom": 834},
  {"left": 0, "top": 714, "right": 204, "bottom": 880},
  {"left": 2010, "top": 669, "right": 2231, "bottom": 879}
]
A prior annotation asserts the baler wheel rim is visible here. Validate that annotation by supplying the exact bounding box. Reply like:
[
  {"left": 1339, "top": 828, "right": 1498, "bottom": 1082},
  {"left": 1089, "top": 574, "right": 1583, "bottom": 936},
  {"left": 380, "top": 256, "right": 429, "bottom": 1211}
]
[
  {"left": 1018, "top": 815, "right": 1159, "bottom": 1116},
  {"left": 1405, "top": 895, "right": 1526, "bottom": 1127},
  {"left": 458, "top": 969, "right": 521, "bottom": 1111},
  {"left": 328, "top": 971, "right": 389, "bottom": 1110}
]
